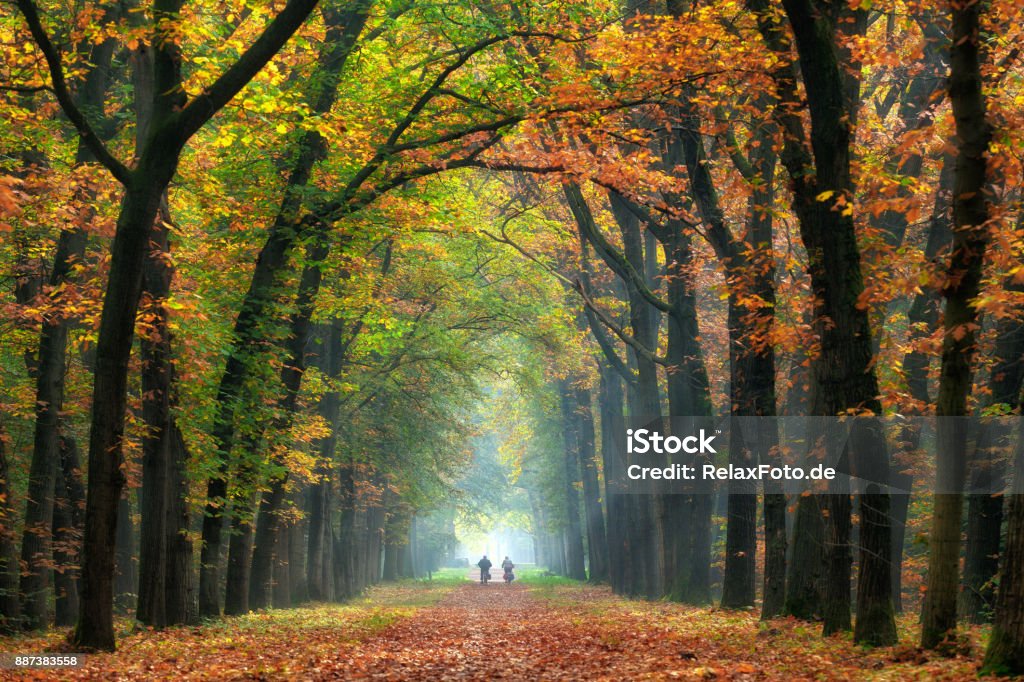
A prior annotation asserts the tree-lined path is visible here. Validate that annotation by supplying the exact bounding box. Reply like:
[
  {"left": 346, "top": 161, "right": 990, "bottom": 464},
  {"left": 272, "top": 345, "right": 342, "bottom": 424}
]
[
  {"left": 3, "top": 0, "right": 1024, "bottom": 677},
  {"left": 0, "top": 572, "right": 992, "bottom": 680}
]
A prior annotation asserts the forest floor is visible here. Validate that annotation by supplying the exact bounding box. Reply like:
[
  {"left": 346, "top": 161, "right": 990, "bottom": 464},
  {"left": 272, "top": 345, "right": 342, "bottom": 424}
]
[{"left": 0, "top": 570, "right": 996, "bottom": 680}]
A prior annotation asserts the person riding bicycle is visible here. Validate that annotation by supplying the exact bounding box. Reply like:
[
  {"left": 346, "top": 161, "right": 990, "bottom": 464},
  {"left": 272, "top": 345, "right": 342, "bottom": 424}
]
[
  {"left": 477, "top": 555, "right": 492, "bottom": 584},
  {"left": 501, "top": 556, "right": 515, "bottom": 583}
]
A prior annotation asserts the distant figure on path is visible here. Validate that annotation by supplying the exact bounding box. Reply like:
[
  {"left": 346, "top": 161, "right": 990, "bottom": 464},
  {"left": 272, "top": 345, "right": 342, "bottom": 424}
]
[
  {"left": 477, "top": 555, "right": 492, "bottom": 584},
  {"left": 501, "top": 556, "right": 515, "bottom": 584}
]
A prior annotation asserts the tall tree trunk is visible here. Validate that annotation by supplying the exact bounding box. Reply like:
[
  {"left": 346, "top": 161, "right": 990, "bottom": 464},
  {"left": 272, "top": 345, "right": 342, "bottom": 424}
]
[
  {"left": 382, "top": 517, "right": 400, "bottom": 583},
  {"left": 113, "top": 494, "right": 136, "bottom": 614},
  {"left": 164, "top": 424, "right": 194, "bottom": 625},
  {"left": 890, "top": 153, "right": 955, "bottom": 612},
  {"left": 615, "top": 197, "right": 665, "bottom": 599},
  {"left": 198, "top": 6, "right": 369, "bottom": 617},
  {"left": 74, "top": 168, "right": 177, "bottom": 648},
  {"left": 983, "top": 422, "right": 1024, "bottom": 674},
  {"left": 575, "top": 386, "right": 608, "bottom": 582},
  {"left": 962, "top": 266, "right": 1024, "bottom": 622},
  {"left": 598, "top": 365, "right": 629, "bottom": 593},
  {"left": 289, "top": 509, "right": 308, "bottom": 605},
  {"left": 287, "top": 490, "right": 307, "bottom": 605},
  {"left": 559, "top": 381, "right": 588, "bottom": 581},
  {"left": 785, "top": 490, "right": 825, "bottom": 619},
  {"left": 248, "top": 232, "right": 329, "bottom": 610},
  {"left": 0, "top": 422, "right": 21, "bottom": 633},
  {"left": 272, "top": 523, "right": 290, "bottom": 608},
  {"left": 306, "top": 476, "right": 329, "bottom": 599},
  {"left": 223, "top": 490, "right": 256, "bottom": 616},
  {"left": 40, "top": 0, "right": 322, "bottom": 648},
  {"left": 822, "top": 444, "right": 852, "bottom": 635},
  {"left": 53, "top": 436, "right": 84, "bottom": 627},
  {"left": 17, "top": 9, "right": 120, "bottom": 632},
  {"left": 760, "top": 423, "right": 786, "bottom": 620},
  {"left": 750, "top": 0, "right": 897, "bottom": 645},
  {"left": 662, "top": 226, "right": 714, "bottom": 605},
  {"left": 334, "top": 462, "right": 357, "bottom": 599},
  {"left": 307, "top": 317, "right": 356, "bottom": 600},
  {"left": 921, "top": 0, "right": 992, "bottom": 649},
  {"left": 672, "top": 89, "right": 779, "bottom": 611},
  {"left": 249, "top": 477, "right": 292, "bottom": 609},
  {"left": 368, "top": 503, "right": 386, "bottom": 585},
  {"left": 136, "top": 197, "right": 175, "bottom": 628},
  {"left": 575, "top": 189, "right": 661, "bottom": 597}
]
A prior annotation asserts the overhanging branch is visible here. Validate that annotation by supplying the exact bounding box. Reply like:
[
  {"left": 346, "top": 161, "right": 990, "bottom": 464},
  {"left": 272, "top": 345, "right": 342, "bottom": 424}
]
[{"left": 15, "top": 0, "right": 131, "bottom": 183}]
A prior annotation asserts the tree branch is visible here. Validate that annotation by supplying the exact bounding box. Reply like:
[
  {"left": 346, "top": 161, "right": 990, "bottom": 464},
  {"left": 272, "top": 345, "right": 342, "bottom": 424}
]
[
  {"left": 563, "top": 182, "right": 671, "bottom": 313},
  {"left": 177, "top": 0, "right": 321, "bottom": 141},
  {"left": 15, "top": 0, "right": 131, "bottom": 183},
  {"left": 573, "top": 279, "right": 667, "bottom": 366}
]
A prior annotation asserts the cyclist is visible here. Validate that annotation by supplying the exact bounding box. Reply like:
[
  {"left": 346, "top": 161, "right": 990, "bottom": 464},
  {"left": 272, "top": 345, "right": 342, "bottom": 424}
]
[
  {"left": 501, "top": 556, "right": 515, "bottom": 583},
  {"left": 477, "top": 555, "right": 492, "bottom": 584}
]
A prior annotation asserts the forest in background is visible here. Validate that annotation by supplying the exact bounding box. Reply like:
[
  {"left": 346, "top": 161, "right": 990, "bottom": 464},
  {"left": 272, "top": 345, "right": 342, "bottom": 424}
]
[{"left": 2, "top": 0, "right": 1024, "bottom": 676}]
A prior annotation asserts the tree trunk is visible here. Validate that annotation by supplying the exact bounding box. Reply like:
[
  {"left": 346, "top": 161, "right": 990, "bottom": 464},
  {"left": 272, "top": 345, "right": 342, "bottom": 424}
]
[
  {"left": 921, "top": 0, "right": 992, "bottom": 649},
  {"left": 249, "top": 480, "right": 288, "bottom": 610},
  {"left": 368, "top": 504, "right": 386, "bottom": 585},
  {"left": 247, "top": 231, "right": 328, "bottom": 610},
  {"left": 272, "top": 524, "right": 290, "bottom": 608},
  {"left": 720, "top": 440, "right": 757, "bottom": 608},
  {"left": 567, "top": 185, "right": 663, "bottom": 597},
  {"left": 785, "top": 491, "right": 825, "bottom": 619},
  {"left": 334, "top": 463, "right": 357, "bottom": 599},
  {"left": 890, "top": 153, "right": 955, "bottom": 612},
  {"left": 660, "top": 226, "right": 714, "bottom": 605},
  {"left": 822, "top": 480, "right": 852, "bottom": 634},
  {"left": 618, "top": 200, "right": 664, "bottom": 599},
  {"left": 598, "top": 366, "right": 629, "bottom": 593},
  {"left": 20, "top": 276, "right": 75, "bottom": 629},
  {"left": 308, "top": 321, "right": 348, "bottom": 601},
  {"left": 720, "top": 301, "right": 759, "bottom": 611},
  {"left": 751, "top": 0, "right": 896, "bottom": 645},
  {"left": 306, "top": 476, "right": 329, "bottom": 600},
  {"left": 164, "top": 424, "right": 194, "bottom": 625},
  {"left": 73, "top": 177, "right": 175, "bottom": 649},
  {"left": 963, "top": 272, "right": 1024, "bottom": 622},
  {"left": 984, "top": 423, "right": 1024, "bottom": 674},
  {"left": 224, "top": 494, "right": 256, "bottom": 616},
  {"left": 197, "top": 5, "right": 369, "bottom": 618},
  {"left": 53, "top": 436, "right": 84, "bottom": 627},
  {"left": 672, "top": 83, "right": 778, "bottom": 611},
  {"left": 136, "top": 199, "right": 175, "bottom": 628},
  {"left": 574, "top": 386, "right": 608, "bottom": 582},
  {"left": 382, "top": 543, "right": 399, "bottom": 582},
  {"left": 0, "top": 422, "right": 21, "bottom": 633},
  {"left": 559, "top": 382, "right": 588, "bottom": 581},
  {"left": 18, "top": 15, "right": 120, "bottom": 633},
  {"left": 114, "top": 494, "right": 136, "bottom": 614},
  {"left": 288, "top": 495, "right": 307, "bottom": 605}
]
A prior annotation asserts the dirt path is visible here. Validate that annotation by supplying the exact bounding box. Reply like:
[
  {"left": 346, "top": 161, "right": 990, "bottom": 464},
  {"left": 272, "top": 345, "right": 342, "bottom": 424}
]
[
  {"left": 1, "top": 578, "right": 988, "bottom": 680},
  {"left": 309, "top": 580, "right": 689, "bottom": 680}
]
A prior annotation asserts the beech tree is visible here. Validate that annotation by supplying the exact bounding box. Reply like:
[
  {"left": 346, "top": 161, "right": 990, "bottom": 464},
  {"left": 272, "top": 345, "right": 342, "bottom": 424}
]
[{"left": 2, "top": 0, "right": 1024, "bottom": 669}]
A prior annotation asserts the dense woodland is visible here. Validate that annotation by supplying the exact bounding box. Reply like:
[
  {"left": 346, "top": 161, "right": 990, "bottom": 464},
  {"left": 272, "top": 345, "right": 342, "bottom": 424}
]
[{"left": 1, "top": 0, "right": 1024, "bottom": 677}]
